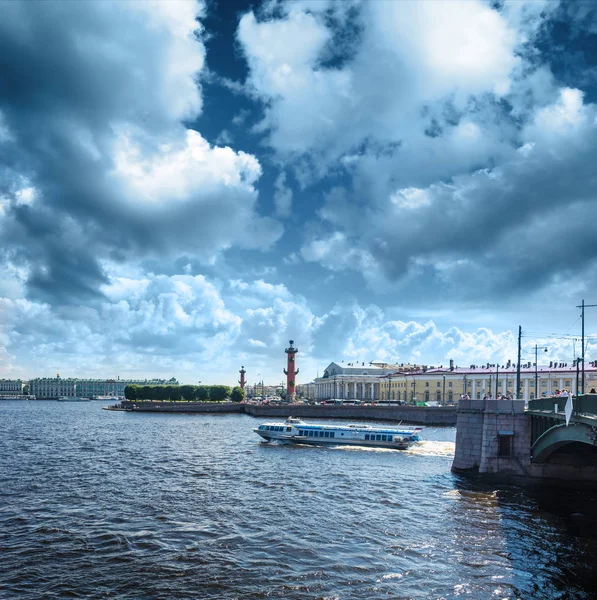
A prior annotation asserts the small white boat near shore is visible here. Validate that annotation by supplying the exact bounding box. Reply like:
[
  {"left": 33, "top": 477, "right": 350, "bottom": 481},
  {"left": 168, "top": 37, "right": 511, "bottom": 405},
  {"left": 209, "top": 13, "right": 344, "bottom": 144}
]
[
  {"left": 57, "top": 396, "right": 90, "bottom": 402},
  {"left": 254, "top": 417, "right": 422, "bottom": 450}
]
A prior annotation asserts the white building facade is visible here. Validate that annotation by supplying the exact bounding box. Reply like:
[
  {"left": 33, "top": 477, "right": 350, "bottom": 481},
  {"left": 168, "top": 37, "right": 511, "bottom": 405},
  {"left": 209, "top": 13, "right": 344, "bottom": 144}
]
[
  {"left": 313, "top": 362, "right": 421, "bottom": 401},
  {"left": 0, "top": 379, "right": 25, "bottom": 397},
  {"left": 28, "top": 376, "right": 178, "bottom": 399}
]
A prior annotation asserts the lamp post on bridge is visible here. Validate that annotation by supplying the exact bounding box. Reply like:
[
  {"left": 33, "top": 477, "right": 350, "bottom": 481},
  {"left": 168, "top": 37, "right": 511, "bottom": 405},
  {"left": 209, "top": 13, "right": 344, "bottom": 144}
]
[
  {"left": 535, "top": 345, "right": 548, "bottom": 400},
  {"left": 577, "top": 299, "right": 597, "bottom": 394}
]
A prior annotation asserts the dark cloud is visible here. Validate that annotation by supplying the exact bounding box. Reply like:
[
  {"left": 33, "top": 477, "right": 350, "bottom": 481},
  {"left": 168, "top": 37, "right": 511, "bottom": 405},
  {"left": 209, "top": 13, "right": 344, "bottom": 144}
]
[{"left": 0, "top": 0, "right": 280, "bottom": 306}]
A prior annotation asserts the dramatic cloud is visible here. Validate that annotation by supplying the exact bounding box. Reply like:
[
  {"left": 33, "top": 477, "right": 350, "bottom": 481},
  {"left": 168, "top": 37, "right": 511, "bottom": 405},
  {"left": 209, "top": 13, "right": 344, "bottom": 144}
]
[
  {"left": 239, "top": 0, "right": 597, "bottom": 306},
  {"left": 2, "top": 0, "right": 596, "bottom": 384},
  {"left": 0, "top": 0, "right": 281, "bottom": 306}
]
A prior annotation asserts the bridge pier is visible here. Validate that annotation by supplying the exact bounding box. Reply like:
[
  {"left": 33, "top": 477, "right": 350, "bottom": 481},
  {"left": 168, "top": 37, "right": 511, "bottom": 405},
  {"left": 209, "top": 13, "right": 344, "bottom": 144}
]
[
  {"left": 453, "top": 397, "right": 597, "bottom": 487},
  {"left": 452, "top": 399, "right": 531, "bottom": 478}
]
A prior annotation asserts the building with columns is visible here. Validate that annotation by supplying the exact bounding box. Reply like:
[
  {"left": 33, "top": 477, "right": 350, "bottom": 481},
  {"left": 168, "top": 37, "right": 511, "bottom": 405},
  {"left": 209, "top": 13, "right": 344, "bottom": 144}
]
[
  {"left": 0, "top": 379, "right": 25, "bottom": 397},
  {"left": 28, "top": 375, "right": 178, "bottom": 399},
  {"left": 313, "top": 361, "right": 421, "bottom": 401},
  {"left": 380, "top": 360, "right": 597, "bottom": 404}
]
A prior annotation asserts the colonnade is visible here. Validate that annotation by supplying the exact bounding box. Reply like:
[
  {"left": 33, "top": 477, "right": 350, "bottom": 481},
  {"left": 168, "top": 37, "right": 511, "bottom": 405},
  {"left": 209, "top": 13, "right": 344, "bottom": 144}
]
[{"left": 315, "top": 380, "right": 378, "bottom": 401}]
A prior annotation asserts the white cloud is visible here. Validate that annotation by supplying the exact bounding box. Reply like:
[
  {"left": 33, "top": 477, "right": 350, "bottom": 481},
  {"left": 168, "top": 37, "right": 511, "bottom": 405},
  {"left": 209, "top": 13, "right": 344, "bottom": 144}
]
[
  {"left": 112, "top": 128, "right": 261, "bottom": 201},
  {"left": 238, "top": 0, "right": 521, "bottom": 174},
  {"left": 273, "top": 172, "right": 293, "bottom": 217}
]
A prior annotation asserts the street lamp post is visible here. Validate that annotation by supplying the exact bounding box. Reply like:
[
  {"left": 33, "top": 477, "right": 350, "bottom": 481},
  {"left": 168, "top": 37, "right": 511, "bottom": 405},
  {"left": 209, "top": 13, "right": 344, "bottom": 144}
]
[
  {"left": 535, "top": 345, "right": 548, "bottom": 399},
  {"left": 576, "top": 299, "right": 597, "bottom": 394}
]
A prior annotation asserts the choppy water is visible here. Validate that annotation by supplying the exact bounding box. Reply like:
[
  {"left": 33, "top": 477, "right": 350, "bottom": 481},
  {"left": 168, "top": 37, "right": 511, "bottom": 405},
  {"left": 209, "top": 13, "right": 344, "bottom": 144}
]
[{"left": 1, "top": 401, "right": 597, "bottom": 599}]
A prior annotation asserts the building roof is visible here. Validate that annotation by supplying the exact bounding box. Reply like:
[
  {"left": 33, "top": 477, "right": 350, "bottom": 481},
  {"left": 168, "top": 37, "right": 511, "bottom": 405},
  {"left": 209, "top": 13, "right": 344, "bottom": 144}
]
[{"left": 381, "top": 362, "right": 597, "bottom": 377}]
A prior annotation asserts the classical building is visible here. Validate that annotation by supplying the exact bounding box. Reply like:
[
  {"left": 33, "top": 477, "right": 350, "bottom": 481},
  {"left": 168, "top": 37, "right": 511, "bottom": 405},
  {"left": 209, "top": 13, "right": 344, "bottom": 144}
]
[
  {"left": 313, "top": 361, "right": 421, "bottom": 401},
  {"left": 28, "top": 375, "right": 178, "bottom": 399},
  {"left": 379, "top": 359, "right": 597, "bottom": 404},
  {"left": 0, "top": 379, "right": 25, "bottom": 397}
]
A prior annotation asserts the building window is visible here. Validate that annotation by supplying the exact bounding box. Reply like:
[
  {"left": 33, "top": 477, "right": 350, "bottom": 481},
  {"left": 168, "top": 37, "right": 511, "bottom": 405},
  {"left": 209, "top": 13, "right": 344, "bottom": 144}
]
[
  {"left": 542, "top": 381, "right": 547, "bottom": 388},
  {"left": 564, "top": 380, "right": 571, "bottom": 387},
  {"left": 437, "top": 382, "right": 441, "bottom": 387},
  {"left": 498, "top": 434, "right": 513, "bottom": 457},
  {"left": 449, "top": 382, "right": 453, "bottom": 388},
  {"left": 425, "top": 391, "right": 429, "bottom": 402},
  {"left": 425, "top": 382, "right": 429, "bottom": 387}
]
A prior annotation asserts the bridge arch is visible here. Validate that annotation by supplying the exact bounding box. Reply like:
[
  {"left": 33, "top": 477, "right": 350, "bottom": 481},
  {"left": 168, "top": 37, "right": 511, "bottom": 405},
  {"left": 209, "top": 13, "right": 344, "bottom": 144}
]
[{"left": 532, "top": 422, "right": 597, "bottom": 463}]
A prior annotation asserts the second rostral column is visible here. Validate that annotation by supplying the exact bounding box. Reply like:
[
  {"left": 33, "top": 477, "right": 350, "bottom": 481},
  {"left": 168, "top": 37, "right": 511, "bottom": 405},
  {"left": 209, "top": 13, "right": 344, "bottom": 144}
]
[
  {"left": 238, "top": 366, "right": 246, "bottom": 390},
  {"left": 284, "top": 340, "right": 299, "bottom": 402}
]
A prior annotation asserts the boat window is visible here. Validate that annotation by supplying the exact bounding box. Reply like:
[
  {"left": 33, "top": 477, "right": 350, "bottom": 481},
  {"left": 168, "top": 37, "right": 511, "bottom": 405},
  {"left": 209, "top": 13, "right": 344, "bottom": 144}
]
[
  {"left": 376, "top": 434, "right": 382, "bottom": 441},
  {"left": 324, "top": 431, "right": 329, "bottom": 438},
  {"left": 286, "top": 427, "right": 292, "bottom": 432},
  {"left": 319, "top": 431, "right": 324, "bottom": 437},
  {"left": 309, "top": 431, "right": 314, "bottom": 437},
  {"left": 387, "top": 436, "right": 393, "bottom": 442},
  {"left": 381, "top": 435, "right": 387, "bottom": 441},
  {"left": 365, "top": 434, "right": 370, "bottom": 440},
  {"left": 330, "top": 432, "right": 335, "bottom": 438}
]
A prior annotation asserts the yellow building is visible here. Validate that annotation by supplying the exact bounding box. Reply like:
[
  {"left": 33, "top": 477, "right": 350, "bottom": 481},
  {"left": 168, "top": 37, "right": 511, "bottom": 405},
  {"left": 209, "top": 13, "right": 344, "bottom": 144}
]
[{"left": 379, "top": 360, "right": 597, "bottom": 404}]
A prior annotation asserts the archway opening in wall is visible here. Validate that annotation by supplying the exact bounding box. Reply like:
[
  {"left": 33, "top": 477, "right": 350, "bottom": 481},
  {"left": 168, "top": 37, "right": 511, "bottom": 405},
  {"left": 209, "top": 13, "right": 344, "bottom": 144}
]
[
  {"left": 542, "top": 442, "right": 597, "bottom": 467},
  {"left": 436, "top": 391, "right": 441, "bottom": 402},
  {"left": 448, "top": 392, "right": 453, "bottom": 402}
]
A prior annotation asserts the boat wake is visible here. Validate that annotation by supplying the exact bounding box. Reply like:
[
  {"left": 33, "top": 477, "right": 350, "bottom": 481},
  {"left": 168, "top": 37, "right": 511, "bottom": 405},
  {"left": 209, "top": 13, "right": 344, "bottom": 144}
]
[{"left": 407, "top": 440, "right": 455, "bottom": 457}]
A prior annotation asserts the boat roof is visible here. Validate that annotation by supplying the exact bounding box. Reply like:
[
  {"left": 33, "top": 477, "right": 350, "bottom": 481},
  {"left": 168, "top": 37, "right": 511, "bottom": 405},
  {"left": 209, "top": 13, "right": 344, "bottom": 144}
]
[{"left": 261, "top": 421, "right": 422, "bottom": 433}]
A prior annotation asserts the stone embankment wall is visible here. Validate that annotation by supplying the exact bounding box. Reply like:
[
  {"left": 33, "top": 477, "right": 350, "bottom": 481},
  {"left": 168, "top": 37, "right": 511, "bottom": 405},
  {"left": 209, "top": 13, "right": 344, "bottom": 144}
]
[
  {"left": 452, "top": 399, "right": 531, "bottom": 478},
  {"left": 243, "top": 404, "right": 456, "bottom": 425},
  {"left": 120, "top": 401, "right": 244, "bottom": 413},
  {"left": 120, "top": 401, "right": 457, "bottom": 425}
]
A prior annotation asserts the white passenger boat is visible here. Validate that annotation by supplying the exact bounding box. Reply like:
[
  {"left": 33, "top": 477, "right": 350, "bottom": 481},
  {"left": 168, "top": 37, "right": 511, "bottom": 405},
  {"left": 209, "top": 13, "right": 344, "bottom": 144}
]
[{"left": 253, "top": 417, "right": 422, "bottom": 450}]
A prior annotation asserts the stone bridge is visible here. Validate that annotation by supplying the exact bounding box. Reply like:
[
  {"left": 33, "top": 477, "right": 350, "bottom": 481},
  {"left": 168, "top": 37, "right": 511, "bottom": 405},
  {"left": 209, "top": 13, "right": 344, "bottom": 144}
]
[{"left": 453, "top": 395, "right": 597, "bottom": 486}]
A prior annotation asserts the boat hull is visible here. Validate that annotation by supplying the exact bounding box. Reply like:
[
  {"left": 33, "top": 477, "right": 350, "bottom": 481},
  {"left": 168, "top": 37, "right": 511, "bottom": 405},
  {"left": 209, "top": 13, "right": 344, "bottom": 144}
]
[
  {"left": 255, "top": 430, "right": 413, "bottom": 450},
  {"left": 253, "top": 418, "right": 421, "bottom": 451}
]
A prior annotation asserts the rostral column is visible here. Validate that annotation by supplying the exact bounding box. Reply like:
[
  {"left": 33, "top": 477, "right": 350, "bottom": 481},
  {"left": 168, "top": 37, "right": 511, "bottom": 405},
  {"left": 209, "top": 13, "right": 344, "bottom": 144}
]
[
  {"left": 284, "top": 340, "right": 299, "bottom": 402},
  {"left": 238, "top": 366, "right": 246, "bottom": 390}
]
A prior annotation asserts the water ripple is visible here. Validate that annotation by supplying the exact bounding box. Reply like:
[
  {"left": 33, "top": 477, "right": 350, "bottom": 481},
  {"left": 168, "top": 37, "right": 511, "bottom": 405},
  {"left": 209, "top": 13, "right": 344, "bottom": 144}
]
[{"left": 1, "top": 403, "right": 597, "bottom": 599}]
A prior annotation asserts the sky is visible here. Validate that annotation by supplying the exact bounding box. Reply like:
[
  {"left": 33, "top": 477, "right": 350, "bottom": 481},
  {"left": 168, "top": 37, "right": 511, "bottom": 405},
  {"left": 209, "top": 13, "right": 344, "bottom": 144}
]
[{"left": 1, "top": 0, "right": 597, "bottom": 386}]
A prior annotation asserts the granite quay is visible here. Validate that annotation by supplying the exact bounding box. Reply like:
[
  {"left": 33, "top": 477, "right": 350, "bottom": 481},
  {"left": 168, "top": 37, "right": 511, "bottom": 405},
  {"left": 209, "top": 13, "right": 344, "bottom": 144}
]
[{"left": 115, "top": 400, "right": 457, "bottom": 425}]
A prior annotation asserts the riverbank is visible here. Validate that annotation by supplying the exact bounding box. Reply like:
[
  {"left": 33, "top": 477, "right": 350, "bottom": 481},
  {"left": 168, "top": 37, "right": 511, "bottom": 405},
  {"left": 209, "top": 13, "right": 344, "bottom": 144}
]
[{"left": 114, "top": 400, "right": 457, "bottom": 425}]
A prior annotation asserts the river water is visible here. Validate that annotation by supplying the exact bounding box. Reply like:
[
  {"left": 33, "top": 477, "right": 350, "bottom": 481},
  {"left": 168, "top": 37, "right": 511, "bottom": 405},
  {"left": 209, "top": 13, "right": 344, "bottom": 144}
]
[{"left": 1, "top": 401, "right": 597, "bottom": 599}]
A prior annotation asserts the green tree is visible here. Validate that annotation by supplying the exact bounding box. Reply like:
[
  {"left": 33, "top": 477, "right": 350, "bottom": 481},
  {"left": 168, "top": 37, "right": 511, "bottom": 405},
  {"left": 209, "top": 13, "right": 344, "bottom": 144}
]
[
  {"left": 196, "top": 385, "right": 210, "bottom": 401},
  {"left": 125, "top": 385, "right": 137, "bottom": 400},
  {"left": 179, "top": 385, "right": 195, "bottom": 401},
  {"left": 209, "top": 385, "right": 231, "bottom": 401},
  {"left": 164, "top": 385, "right": 179, "bottom": 401},
  {"left": 230, "top": 386, "right": 245, "bottom": 403}
]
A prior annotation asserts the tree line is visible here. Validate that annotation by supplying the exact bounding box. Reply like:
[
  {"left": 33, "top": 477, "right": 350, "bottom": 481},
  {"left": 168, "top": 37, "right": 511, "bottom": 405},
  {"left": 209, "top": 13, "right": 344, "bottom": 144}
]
[{"left": 124, "top": 384, "right": 245, "bottom": 402}]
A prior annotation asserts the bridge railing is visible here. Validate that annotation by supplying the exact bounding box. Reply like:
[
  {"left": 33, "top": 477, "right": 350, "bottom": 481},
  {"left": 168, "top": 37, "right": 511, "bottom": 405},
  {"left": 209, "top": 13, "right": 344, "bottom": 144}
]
[{"left": 528, "top": 394, "right": 597, "bottom": 416}]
